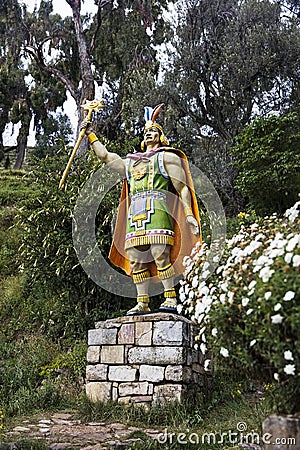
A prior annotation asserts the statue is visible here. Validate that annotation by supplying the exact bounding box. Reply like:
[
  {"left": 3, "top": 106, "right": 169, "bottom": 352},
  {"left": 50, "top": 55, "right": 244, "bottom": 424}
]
[{"left": 82, "top": 104, "right": 201, "bottom": 315}]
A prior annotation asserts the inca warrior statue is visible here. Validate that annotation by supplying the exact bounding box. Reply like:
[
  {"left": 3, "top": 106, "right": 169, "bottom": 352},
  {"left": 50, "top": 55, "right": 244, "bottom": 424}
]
[{"left": 82, "top": 103, "right": 201, "bottom": 315}]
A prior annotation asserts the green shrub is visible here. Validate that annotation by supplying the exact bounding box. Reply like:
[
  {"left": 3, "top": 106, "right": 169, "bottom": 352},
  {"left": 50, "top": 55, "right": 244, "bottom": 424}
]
[
  {"left": 0, "top": 335, "right": 86, "bottom": 417},
  {"left": 231, "top": 113, "right": 300, "bottom": 214},
  {"left": 179, "top": 199, "right": 300, "bottom": 414},
  {"left": 0, "top": 171, "right": 35, "bottom": 206},
  {"left": 15, "top": 148, "right": 130, "bottom": 344}
]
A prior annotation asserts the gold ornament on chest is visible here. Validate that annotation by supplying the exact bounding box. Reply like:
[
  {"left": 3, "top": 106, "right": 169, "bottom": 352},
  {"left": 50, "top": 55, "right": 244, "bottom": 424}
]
[{"left": 130, "top": 163, "right": 148, "bottom": 180}]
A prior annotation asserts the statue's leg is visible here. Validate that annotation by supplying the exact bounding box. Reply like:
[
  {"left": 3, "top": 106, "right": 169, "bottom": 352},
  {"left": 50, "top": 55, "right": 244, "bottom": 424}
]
[
  {"left": 150, "top": 244, "right": 177, "bottom": 314},
  {"left": 126, "top": 245, "right": 151, "bottom": 315}
]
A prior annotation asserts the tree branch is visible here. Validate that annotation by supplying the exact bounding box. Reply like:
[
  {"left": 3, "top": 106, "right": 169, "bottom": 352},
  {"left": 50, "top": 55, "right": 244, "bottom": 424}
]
[
  {"left": 25, "top": 45, "right": 80, "bottom": 103},
  {"left": 89, "top": 0, "right": 112, "bottom": 54}
]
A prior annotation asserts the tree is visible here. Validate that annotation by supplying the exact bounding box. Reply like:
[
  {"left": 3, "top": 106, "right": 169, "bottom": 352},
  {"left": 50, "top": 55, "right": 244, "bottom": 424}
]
[
  {"left": 165, "top": 0, "right": 300, "bottom": 142},
  {"left": 0, "top": 0, "right": 31, "bottom": 169},
  {"left": 24, "top": 0, "right": 169, "bottom": 141},
  {"left": 230, "top": 112, "right": 300, "bottom": 214}
]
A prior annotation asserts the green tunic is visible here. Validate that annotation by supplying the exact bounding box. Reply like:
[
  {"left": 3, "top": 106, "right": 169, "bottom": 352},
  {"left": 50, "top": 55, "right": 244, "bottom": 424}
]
[{"left": 125, "top": 151, "right": 175, "bottom": 249}]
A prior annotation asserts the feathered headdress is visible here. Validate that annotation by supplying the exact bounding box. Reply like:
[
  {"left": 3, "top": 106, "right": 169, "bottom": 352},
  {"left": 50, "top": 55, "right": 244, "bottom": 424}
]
[{"left": 143, "top": 103, "right": 169, "bottom": 147}]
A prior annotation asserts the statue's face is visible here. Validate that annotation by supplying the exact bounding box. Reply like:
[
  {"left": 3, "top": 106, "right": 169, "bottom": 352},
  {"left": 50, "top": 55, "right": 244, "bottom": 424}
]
[{"left": 144, "top": 126, "right": 160, "bottom": 147}]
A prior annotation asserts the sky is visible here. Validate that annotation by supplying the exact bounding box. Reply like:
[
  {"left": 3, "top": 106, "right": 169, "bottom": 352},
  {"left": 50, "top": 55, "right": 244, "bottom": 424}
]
[
  {"left": 23, "top": 0, "right": 98, "bottom": 17},
  {"left": 3, "top": 0, "right": 98, "bottom": 146}
]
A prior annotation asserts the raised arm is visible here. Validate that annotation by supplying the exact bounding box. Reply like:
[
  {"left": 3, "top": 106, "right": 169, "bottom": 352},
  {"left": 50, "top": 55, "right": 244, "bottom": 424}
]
[
  {"left": 82, "top": 122, "right": 126, "bottom": 176},
  {"left": 164, "top": 152, "right": 200, "bottom": 236}
]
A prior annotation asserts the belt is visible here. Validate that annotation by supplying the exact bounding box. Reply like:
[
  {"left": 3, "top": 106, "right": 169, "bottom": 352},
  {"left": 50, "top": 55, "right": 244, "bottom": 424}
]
[{"left": 130, "top": 190, "right": 167, "bottom": 201}]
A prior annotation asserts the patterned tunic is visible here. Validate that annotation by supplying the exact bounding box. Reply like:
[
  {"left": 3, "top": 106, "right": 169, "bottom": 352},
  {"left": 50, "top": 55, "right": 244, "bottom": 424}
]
[{"left": 124, "top": 151, "right": 175, "bottom": 249}]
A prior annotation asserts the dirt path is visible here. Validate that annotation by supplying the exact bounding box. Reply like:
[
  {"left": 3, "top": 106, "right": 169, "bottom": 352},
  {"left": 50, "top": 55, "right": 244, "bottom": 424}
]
[{"left": 1, "top": 412, "right": 162, "bottom": 449}]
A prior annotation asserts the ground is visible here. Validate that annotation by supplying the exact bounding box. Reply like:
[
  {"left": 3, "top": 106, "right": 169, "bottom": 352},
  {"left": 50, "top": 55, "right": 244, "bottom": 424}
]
[{"left": 0, "top": 411, "right": 162, "bottom": 449}]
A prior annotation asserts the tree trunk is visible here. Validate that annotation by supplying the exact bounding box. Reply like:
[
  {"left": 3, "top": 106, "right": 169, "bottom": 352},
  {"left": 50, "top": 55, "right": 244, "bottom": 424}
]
[
  {"left": 68, "top": 0, "right": 95, "bottom": 132},
  {"left": 13, "top": 99, "right": 31, "bottom": 170}
]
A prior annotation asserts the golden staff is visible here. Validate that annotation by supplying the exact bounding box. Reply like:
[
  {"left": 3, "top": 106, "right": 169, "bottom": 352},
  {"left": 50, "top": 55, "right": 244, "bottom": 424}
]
[{"left": 59, "top": 99, "right": 105, "bottom": 189}]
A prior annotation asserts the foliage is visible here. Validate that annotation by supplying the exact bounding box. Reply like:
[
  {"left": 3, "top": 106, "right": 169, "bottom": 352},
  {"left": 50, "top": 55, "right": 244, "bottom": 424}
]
[
  {"left": 0, "top": 171, "right": 34, "bottom": 206},
  {"left": 80, "top": 378, "right": 266, "bottom": 450},
  {"left": 0, "top": 334, "right": 85, "bottom": 417},
  {"left": 166, "top": 0, "right": 300, "bottom": 142},
  {"left": 15, "top": 139, "right": 141, "bottom": 343},
  {"left": 0, "top": 0, "right": 30, "bottom": 167},
  {"left": 161, "top": 0, "right": 300, "bottom": 214},
  {"left": 179, "top": 200, "right": 300, "bottom": 414},
  {"left": 231, "top": 112, "right": 300, "bottom": 214},
  {"left": 0, "top": 440, "right": 49, "bottom": 450},
  {"left": 0, "top": 170, "right": 85, "bottom": 419}
]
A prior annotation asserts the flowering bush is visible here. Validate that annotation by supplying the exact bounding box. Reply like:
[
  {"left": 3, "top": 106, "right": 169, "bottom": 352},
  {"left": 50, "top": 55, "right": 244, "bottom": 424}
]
[{"left": 179, "top": 200, "right": 300, "bottom": 414}]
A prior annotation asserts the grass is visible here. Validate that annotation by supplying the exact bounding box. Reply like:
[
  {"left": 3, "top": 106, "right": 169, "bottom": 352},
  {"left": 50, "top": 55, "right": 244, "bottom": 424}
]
[
  {"left": 0, "top": 440, "right": 49, "bottom": 450},
  {"left": 0, "top": 392, "right": 268, "bottom": 450},
  {"left": 77, "top": 382, "right": 269, "bottom": 450}
]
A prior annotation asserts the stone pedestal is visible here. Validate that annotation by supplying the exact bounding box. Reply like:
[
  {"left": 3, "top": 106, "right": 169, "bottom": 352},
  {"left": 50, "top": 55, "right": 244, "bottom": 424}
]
[
  {"left": 85, "top": 313, "right": 205, "bottom": 408},
  {"left": 263, "top": 414, "right": 300, "bottom": 450}
]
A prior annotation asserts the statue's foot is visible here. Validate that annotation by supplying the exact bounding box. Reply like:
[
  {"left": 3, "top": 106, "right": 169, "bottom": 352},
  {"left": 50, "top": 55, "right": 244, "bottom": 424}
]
[
  {"left": 159, "top": 298, "right": 178, "bottom": 314},
  {"left": 126, "top": 302, "right": 151, "bottom": 316}
]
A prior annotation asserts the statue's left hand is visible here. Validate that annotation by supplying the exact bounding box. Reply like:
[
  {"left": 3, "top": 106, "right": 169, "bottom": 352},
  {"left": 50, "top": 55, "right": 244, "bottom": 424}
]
[{"left": 186, "top": 215, "right": 200, "bottom": 236}]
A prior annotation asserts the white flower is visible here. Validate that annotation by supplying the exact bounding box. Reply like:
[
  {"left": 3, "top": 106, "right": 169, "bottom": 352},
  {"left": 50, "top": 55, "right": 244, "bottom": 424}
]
[
  {"left": 244, "top": 241, "right": 262, "bottom": 255},
  {"left": 200, "top": 342, "right": 207, "bottom": 354},
  {"left": 198, "top": 285, "right": 209, "bottom": 296},
  {"left": 197, "top": 313, "right": 205, "bottom": 324},
  {"left": 284, "top": 253, "right": 293, "bottom": 264},
  {"left": 211, "top": 327, "right": 218, "bottom": 337},
  {"left": 246, "top": 308, "right": 253, "bottom": 315},
  {"left": 177, "top": 304, "right": 183, "bottom": 314},
  {"left": 220, "top": 282, "right": 228, "bottom": 292},
  {"left": 285, "top": 201, "right": 300, "bottom": 223},
  {"left": 293, "top": 255, "right": 300, "bottom": 267},
  {"left": 220, "top": 293, "right": 226, "bottom": 304},
  {"left": 283, "top": 364, "right": 296, "bottom": 376},
  {"left": 201, "top": 269, "right": 210, "bottom": 279},
  {"left": 195, "top": 301, "right": 205, "bottom": 316},
  {"left": 274, "top": 303, "right": 282, "bottom": 312},
  {"left": 204, "top": 359, "right": 211, "bottom": 371},
  {"left": 250, "top": 339, "right": 257, "bottom": 347},
  {"left": 253, "top": 255, "right": 273, "bottom": 271},
  {"left": 192, "top": 276, "right": 199, "bottom": 288},
  {"left": 264, "top": 291, "right": 272, "bottom": 300},
  {"left": 284, "top": 350, "right": 294, "bottom": 361},
  {"left": 189, "top": 290, "right": 195, "bottom": 299},
  {"left": 228, "top": 291, "right": 234, "bottom": 304},
  {"left": 220, "top": 347, "right": 229, "bottom": 357},
  {"left": 274, "top": 373, "right": 279, "bottom": 381},
  {"left": 270, "top": 234, "right": 287, "bottom": 250},
  {"left": 271, "top": 314, "right": 284, "bottom": 324},
  {"left": 259, "top": 267, "right": 275, "bottom": 282},
  {"left": 269, "top": 248, "right": 284, "bottom": 258},
  {"left": 286, "top": 234, "right": 300, "bottom": 252},
  {"left": 179, "top": 291, "right": 186, "bottom": 302},
  {"left": 202, "top": 261, "right": 210, "bottom": 271},
  {"left": 182, "top": 256, "right": 192, "bottom": 267},
  {"left": 248, "top": 280, "right": 257, "bottom": 290},
  {"left": 283, "top": 291, "right": 295, "bottom": 302},
  {"left": 242, "top": 297, "right": 250, "bottom": 307}
]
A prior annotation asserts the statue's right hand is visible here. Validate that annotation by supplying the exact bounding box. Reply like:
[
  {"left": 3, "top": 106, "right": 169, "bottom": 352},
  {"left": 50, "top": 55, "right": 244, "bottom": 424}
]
[{"left": 80, "top": 120, "right": 94, "bottom": 135}]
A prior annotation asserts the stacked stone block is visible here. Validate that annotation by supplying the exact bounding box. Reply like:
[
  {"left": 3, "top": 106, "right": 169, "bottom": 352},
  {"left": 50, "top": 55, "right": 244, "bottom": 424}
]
[{"left": 86, "top": 313, "right": 205, "bottom": 408}]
